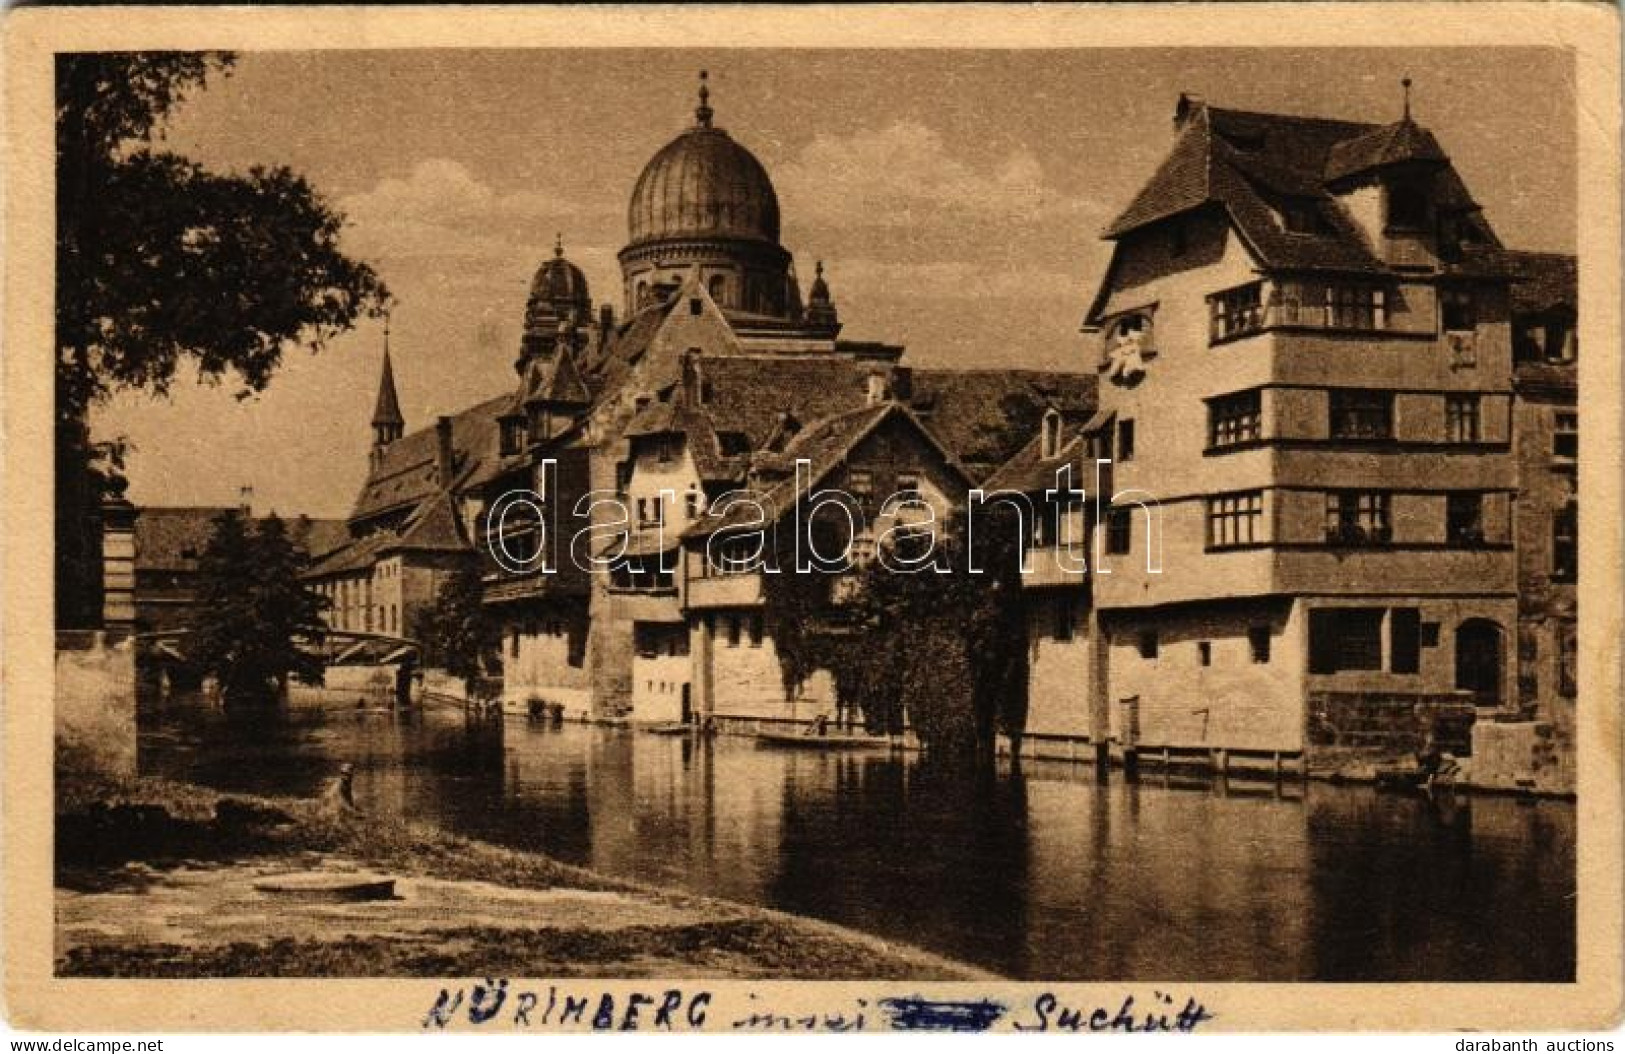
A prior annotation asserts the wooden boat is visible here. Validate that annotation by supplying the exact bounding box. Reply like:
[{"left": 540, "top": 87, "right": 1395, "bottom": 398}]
[
  {"left": 644, "top": 722, "right": 692, "bottom": 736},
  {"left": 756, "top": 730, "right": 892, "bottom": 750},
  {"left": 252, "top": 871, "right": 396, "bottom": 901}
]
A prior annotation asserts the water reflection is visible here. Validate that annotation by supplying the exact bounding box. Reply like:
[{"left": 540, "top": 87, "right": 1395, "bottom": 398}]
[{"left": 137, "top": 702, "right": 1574, "bottom": 982}]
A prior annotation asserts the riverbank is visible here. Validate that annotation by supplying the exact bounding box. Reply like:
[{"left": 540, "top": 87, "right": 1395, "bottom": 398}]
[{"left": 54, "top": 772, "right": 995, "bottom": 980}]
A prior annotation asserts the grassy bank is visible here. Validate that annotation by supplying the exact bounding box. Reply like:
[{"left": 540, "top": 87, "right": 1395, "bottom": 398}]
[{"left": 55, "top": 772, "right": 994, "bottom": 981}]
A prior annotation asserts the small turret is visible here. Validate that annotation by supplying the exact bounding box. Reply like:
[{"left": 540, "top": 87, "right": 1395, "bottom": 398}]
[{"left": 805, "top": 260, "right": 841, "bottom": 336}]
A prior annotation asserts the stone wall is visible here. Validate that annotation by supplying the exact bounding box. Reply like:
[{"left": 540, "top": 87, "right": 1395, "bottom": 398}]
[
  {"left": 1306, "top": 689, "right": 1478, "bottom": 756},
  {"left": 55, "top": 630, "right": 137, "bottom": 778},
  {"left": 1470, "top": 719, "right": 1574, "bottom": 794}
]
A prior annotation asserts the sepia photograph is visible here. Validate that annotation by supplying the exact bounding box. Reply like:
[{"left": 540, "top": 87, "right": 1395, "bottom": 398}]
[{"left": 4, "top": 3, "right": 1621, "bottom": 1036}]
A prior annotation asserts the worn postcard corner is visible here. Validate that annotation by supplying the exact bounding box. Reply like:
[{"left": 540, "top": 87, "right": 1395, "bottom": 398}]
[{"left": 3, "top": 1, "right": 1622, "bottom": 1036}]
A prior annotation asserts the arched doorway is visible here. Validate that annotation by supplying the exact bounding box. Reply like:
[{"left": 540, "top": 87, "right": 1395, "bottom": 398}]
[{"left": 1455, "top": 619, "right": 1503, "bottom": 704}]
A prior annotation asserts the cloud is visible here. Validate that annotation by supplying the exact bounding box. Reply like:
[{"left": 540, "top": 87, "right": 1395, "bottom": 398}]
[
  {"left": 775, "top": 121, "right": 1104, "bottom": 232},
  {"left": 335, "top": 159, "right": 623, "bottom": 297}
]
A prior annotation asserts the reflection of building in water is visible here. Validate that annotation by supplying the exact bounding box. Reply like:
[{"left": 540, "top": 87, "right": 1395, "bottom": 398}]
[
  {"left": 1022, "top": 777, "right": 1313, "bottom": 979},
  {"left": 1303, "top": 789, "right": 1574, "bottom": 980}
]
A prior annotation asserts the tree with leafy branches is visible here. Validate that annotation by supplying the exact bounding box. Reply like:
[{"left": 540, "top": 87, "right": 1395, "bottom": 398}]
[
  {"left": 55, "top": 52, "right": 389, "bottom": 627},
  {"left": 763, "top": 503, "right": 1031, "bottom": 763},
  {"left": 189, "top": 512, "right": 329, "bottom": 707},
  {"left": 412, "top": 560, "right": 499, "bottom": 697}
]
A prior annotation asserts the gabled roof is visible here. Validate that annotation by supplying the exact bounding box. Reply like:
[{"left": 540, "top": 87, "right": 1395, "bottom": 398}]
[
  {"left": 1503, "top": 250, "right": 1577, "bottom": 316},
  {"left": 1101, "top": 101, "right": 1478, "bottom": 281},
  {"left": 388, "top": 491, "right": 469, "bottom": 553},
  {"left": 349, "top": 394, "right": 508, "bottom": 525},
  {"left": 684, "top": 401, "right": 973, "bottom": 539},
  {"left": 906, "top": 368, "right": 1096, "bottom": 481},
  {"left": 1324, "top": 118, "right": 1447, "bottom": 182},
  {"left": 303, "top": 531, "right": 392, "bottom": 579},
  {"left": 135, "top": 507, "right": 348, "bottom": 572},
  {"left": 521, "top": 344, "right": 591, "bottom": 408},
  {"left": 983, "top": 430, "right": 1089, "bottom": 497},
  {"left": 134, "top": 506, "right": 232, "bottom": 571}
]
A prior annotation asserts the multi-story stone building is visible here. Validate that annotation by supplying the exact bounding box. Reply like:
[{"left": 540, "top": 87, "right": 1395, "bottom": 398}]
[
  {"left": 1506, "top": 251, "right": 1577, "bottom": 745},
  {"left": 993, "top": 90, "right": 1572, "bottom": 774}
]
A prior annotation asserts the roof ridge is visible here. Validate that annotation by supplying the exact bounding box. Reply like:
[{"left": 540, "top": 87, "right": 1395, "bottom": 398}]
[{"left": 1206, "top": 103, "right": 1379, "bottom": 134}]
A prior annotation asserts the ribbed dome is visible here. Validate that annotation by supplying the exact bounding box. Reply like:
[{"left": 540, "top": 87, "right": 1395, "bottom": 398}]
[
  {"left": 627, "top": 124, "right": 781, "bottom": 247},
  {"left": 528, "top": 243, "right": 591, "bottom": 314}
]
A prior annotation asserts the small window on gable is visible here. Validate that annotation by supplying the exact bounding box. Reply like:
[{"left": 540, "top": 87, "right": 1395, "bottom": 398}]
[
  {"left": 1137, "top": 630, "right": 1159, "bottom": 660},
  {"left": 1197, "top": 641, "right": 1212, "bottom": 666},
  {"left": 689, "top": 297, "right": 703, "bottom": 316},
  {"left": 1281, "top": 199, "right": 1323, "bottom": 234},
  {"left": 1040, "top": 410, "right": 1062, "bottom": 460}
]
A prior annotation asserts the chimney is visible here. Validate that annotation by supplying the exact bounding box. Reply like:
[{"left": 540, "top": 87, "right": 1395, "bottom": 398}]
[
  {"left": 1174, "top": 92, "right": 1206, "bottom": 132},
  {"left": 435, "top": 416, "right": 455, "bottom": 487},
  {"left": 599, "top": 302, "right": 615, "bottom": 338},
  {"left": 238, "top": 485, "right": 254, "bottom": 516},
  {"left": 890, "top": 366, "right": 914, "bottom": 402}
]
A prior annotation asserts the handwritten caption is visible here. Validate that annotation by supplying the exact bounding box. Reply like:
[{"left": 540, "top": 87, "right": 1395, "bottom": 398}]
[{"left": 421, "top": 981, "right": 1215, "bottom": 1033}]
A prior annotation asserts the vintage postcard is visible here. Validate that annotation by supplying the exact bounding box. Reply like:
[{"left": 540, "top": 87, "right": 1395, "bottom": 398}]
[{"left": 3, "top": 2, "right": 1621, "bottom": 1035}]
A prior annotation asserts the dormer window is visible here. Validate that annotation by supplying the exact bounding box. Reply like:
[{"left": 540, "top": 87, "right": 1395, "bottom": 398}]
[
  {"left": 1280, "top": 198, "right": 1323, "bottom": 235},
  {"left": 1040, "top": 409, "right": 1062, "bottom": 460},
  {"left": 1386, "top": 177, "right": 1430, "bottom": 232},
  {"left": 500, "top": 417, "right": 526, "bottom": 456}
]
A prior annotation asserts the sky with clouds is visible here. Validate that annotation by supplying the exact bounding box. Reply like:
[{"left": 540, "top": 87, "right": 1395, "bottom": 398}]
[{"left": 92, "top": 48, "right": 1575, "bottom": 518}]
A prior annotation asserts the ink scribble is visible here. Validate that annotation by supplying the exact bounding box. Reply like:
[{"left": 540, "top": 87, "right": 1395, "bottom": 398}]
[{"left": 878, "top": 996, "right": 1007, "bottom": 1032}]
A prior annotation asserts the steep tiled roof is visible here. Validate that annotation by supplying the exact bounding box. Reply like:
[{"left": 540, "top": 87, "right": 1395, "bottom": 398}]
[
  {"left": 349, "top": 395, "right": 508, "bottom": 525},
  {"left": 983, "top": 432, "right": 1088, "bottom": 496},
  {"left": 582, "top": 298, "right": 677, "bottom": 396},
  {"left": 137, "top": 507, "right": 348, "bottom": 572},
  {"left": 389, "top": 491, "right": 469, "bottom": 553},
  {"left": 1503, "top": 250, "right": 1577, "bottom": 316},
  {"left": 1102, "top": 102, "right": 1471, "bottom": 277},
  {"left": 907, "top": 368, "right": 1096, "bottom": 481},
  {"left": 1324, "top": 118, "right": 1447, "bottom": 182},
  {"left": 703, "top": 401, "right": 976, "bottom": 541},
  {"left": 303, "top": 531, "right": 392, "bottom": 579},
  {"left": 134, "top": 507, "right": 230, "bottom": 571},
  {"left": 685, "top": 403, "right": 905, "bottom": 537},
  {"left": 697, "top": 355, "right": 884, "bottom": 452}
]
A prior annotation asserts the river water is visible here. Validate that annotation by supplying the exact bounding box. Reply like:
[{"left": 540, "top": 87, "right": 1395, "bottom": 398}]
[{"left": 137, "top": 701, "right": 1575, "bottom": 982}]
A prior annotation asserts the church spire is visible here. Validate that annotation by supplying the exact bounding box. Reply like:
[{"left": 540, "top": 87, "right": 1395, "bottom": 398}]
[
  {"left": 372, "top": 316, "right": 404, "bottom": 450},
  {"left": 695, "top": 69, "right": 714, "bottom": 128}
]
